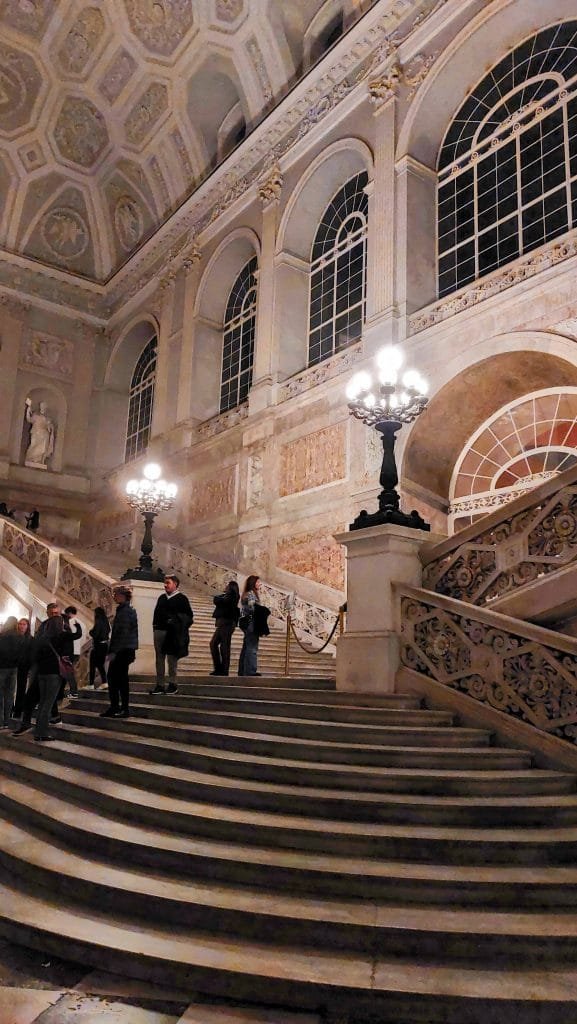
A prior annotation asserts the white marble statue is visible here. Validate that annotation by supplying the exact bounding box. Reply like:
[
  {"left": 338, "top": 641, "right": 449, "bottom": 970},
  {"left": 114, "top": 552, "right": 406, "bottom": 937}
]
[{"left": 24, "top": 398, "right": 55, "bottom": 467}]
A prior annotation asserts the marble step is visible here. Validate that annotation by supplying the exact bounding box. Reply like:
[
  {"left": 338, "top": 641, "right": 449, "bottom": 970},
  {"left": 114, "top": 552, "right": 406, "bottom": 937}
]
[
  {"left": 128, "top": 682, "right": 420, "bottom": 707},
  {"left": 130, "top": 674, "right": 335, "bottom": 689},
  {"left": 70, "top": 697, "right": 487, "bottom": 747},
  {"left": 3, "top": 816, "right": 577, "bottom": 963},
  {"left": 2, "top": 748, "right": 577, "bottom": 863},
  {"left": 53, "top": 723, "right": 570, "bottom": 796},
  {"left": 18, "top": 738, "right": 577, "bottom": 828},
  {"left": 60, "top": 708, "right": 531, "bottom": 768},
  {"left": 0, "top": 873, "right": 576, "bottom": 1023},
  {"left": 90, "top": 691, "right": 455, "bottom": 727},
  {"left": 3, "top": 772, "right": 577, "bottom": 906}
]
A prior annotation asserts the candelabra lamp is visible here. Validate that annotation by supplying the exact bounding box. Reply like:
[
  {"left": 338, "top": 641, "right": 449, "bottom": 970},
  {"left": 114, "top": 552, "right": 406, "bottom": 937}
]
[
  {"left": 122, "top": 462, "right": 178, "bottom": 581},
  {"left": 346, "top": 346, "right": 430, "bottom": 532}
]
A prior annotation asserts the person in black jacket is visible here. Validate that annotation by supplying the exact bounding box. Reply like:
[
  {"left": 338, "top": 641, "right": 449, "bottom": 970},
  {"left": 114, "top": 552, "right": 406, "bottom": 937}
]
[
  {"left": 0, "top": 617, "right": 26, "bottom": 728},
  {"left": 100, "top": 586, "right": 138, "bottom": 719},
  {"left": 13, "top": 602, "right": 63, "bottom": 735},
  {"left": 89, "top": 606, "right": 110, "bottom": 688},
  {"left": 210, "top": 580, "right": 240, "bottom": 676},
  {"left": 12, "top": 618, "right": 33, "bottom": 719},
  {"left": 149, "top": 575, "right": 193, "bottom": 695},
  {"left": 34, "top": 614, "right": 69, "bottom": 741}
]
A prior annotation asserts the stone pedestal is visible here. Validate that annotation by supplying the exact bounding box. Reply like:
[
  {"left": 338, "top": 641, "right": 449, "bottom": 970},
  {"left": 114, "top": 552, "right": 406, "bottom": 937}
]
[
  {"left": 123, "top": 578, "right": 163, "bottom": 674},
  {"left": 334, "top": 523, "right": 432, "bottom": 693}
]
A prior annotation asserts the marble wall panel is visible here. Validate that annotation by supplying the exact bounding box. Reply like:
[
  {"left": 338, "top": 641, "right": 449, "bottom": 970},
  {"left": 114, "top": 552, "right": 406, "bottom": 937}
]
[
  {"left": 279, "top": 422, "right": 347, "bottom": 497},
  {"left": 277, "top": 527, "right": 346, "bottom": 591},
  {"left": 188, "top": 465, "right": 237, "bottom": 523}
]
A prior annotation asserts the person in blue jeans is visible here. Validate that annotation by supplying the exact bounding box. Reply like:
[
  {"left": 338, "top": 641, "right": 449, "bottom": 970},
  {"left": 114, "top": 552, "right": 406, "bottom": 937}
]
[
  {"left": 238, "top": 575, "right": 261, "bottom": 677},
  {"left": 33, "top": 614, "right": 69, "bottom": 742}
]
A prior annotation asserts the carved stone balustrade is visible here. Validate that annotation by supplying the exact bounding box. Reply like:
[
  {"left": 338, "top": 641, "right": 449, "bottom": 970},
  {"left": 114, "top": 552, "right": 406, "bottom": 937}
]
[
  {"left": 2, "top": 522, "right": 50, "bottom": 579},
  {"left": 398, "top": 583, "right": 577, "bottom": 747},
  {"left": 422, "top": 465, "right": 577, "bottom": 606}
]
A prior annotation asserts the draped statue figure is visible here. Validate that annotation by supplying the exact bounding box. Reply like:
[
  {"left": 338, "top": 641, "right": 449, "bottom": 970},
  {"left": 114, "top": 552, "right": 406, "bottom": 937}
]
[{"left": 24, "top": 398, "right": 55, "bottom": 467}]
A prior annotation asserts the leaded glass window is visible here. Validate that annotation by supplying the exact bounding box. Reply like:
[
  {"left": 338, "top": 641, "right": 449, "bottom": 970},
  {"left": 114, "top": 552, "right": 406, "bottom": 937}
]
[
  {"left": 438, "top": 21, "right": 577, "bottom": 298},
  {"left": 308, "top": 171, "right": 368, "bottom": 366},
  {"left": 125, "top": 336, "right": 157, "bottom": 463},
  {"left": 220, "top": 256, "right": 257, "bottom": 413}
]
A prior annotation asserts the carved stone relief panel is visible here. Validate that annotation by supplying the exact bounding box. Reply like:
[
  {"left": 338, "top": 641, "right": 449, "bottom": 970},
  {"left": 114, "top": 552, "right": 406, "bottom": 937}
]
[
  {"left": 0, "top": 0, "right": 58, "bottom": 40},
  {"left": 21, "top": 331, "right": 73, "bottom": 378},
  {"left": 98, "top": 48, "right": 137, "bottom": 104},
  {"left": 188, "top": 465, "right": 237, "bottom": 523},
  {"left": 125, "top": 81, "right": 169, "bottom": 148},
  {"left": 104, "top": 166, "right": 155, "bottom": 261},
  {"left": 56, "top": 7, "right": 106, "bottom": 77},
  {"left": 88, "top": 506, "right": 136, "bottom": 544},
  {"left": 0, "top": 43, "right": 43, "bottom": 134},
  {"left": 280, "top": 422, "right": 347, "bottom": 498},
  {"left": 53, "top": 96, "right": 109, "bottom": 168},
  {"left": 277, "top": 527, "right": 346, "bottom": 591},
  {"left": 123, "top": 0, "right": 195, "bottom": 57},
  {"left": 246, "top": 36, "right": 273, "bottom": 103},
  {"left": 247, "top": 452, "right": 264, "bottom": 509}
]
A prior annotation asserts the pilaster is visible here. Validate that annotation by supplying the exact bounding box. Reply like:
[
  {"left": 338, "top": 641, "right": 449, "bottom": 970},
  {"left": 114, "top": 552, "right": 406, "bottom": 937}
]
[
  {"left": 249, "top": 164, "right": 283, "bottom": 416},
  {"left": 150, "top": 270, "right": 177, "bottom": 440},
  {"left": 175, "top": 245, "right": 202, "bottom": 427}
]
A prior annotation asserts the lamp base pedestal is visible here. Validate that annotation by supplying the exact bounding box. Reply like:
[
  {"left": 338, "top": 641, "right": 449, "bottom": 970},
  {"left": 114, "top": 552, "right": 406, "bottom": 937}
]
[
  {"left": 121, "top": 565, "right": 165, "bottom": 582},
  {"left": 350, "top": 506, "right": 430, "bottom": 532}
]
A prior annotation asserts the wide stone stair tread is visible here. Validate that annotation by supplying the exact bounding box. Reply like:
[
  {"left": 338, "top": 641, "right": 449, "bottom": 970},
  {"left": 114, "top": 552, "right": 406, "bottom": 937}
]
[
  {"left": 61, "top": 708, "right": 533, "bottom": 768},
  {"left": 4, "top": 747, "right": 577, "bottom": 856},
  {"left": 147, "top": 684, "right": 420, "bottom": 706},
  {"left": 16, "top": 739, "right": 577, "bottom": 826},
  {"left": 50, "top": 724, "right": 575, "bottom": 796},
  {"left": 70, "top": 697, "right": 490, "bottom": 746}
]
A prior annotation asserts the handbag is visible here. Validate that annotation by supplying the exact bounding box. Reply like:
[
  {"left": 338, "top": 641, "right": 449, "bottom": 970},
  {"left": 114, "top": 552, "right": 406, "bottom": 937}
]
[
  {"left": 238, "top": 615, "right": 250, "bottom": 633},
  {"left": 49, "top": 644, "right": 76, "bottom": 686}
]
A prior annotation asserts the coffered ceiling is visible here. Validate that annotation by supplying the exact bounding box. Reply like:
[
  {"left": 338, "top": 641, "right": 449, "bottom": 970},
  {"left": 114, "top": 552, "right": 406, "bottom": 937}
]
[{"left": 0, "top": 0, "right": 358, "bottom": 282}]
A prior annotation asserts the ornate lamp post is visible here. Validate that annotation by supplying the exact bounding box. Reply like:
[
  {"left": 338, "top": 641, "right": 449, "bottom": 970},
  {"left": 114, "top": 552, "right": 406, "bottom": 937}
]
[
  {"left": 346, "top": 346, "right": 430, "bottom": 532},
  {"left": 122, "top": 462, "right": 177, "bottom": 581}
]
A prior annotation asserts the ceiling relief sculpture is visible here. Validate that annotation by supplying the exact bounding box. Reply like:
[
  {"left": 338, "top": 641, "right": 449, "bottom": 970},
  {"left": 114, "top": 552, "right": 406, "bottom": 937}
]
[{"left": 0, "top": 0, "right": 399, "bottom": 284}]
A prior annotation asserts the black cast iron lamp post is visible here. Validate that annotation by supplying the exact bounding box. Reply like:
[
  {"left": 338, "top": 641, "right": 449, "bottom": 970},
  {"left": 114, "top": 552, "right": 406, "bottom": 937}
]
[
  {"left": 346, "top": 345, "right": 430, "bottom": 532},
  {"left": 122, "top": 462, "right": 177, "bottom": 581}
]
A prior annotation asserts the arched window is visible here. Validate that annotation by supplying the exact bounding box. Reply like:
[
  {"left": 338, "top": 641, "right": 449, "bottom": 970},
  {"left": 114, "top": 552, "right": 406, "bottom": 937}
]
[
  {"left": 308, "top": 171, "right": 368, "bottom": 366},
  {"left": 220, "top": 256, "right": 258, "bottom": 412},
  {"left": 437, "top": 21, "right": 577, "bottom": 298},
  {"left": 125, "top": 336, "right": 157, "bottom": 462}
]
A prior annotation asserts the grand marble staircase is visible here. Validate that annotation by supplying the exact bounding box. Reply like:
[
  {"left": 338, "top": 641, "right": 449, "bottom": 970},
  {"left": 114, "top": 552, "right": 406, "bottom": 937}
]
[{"left": 0, "top": 674, "right": 576, "bottom": 1022}]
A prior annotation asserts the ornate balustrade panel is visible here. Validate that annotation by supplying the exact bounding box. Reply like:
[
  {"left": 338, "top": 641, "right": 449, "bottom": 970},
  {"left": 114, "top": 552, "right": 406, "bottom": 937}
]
[
  {"left": 423, "top": 474, "right": 577, "bottom": 606},
  {"left": 2, "top": 522, "right": 50, "bottom": 579},
  {"left": 57, "top": 557, "right": 115, "bottom": 616},
  {"left": 167, "top": 545, "right": 337, "bottom": 643},
  {"left": 399, "top": 584, "right": 577, "bottom": 745}
]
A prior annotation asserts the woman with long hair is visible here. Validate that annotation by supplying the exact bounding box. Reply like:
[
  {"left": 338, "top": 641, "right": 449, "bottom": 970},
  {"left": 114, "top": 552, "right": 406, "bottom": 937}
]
[
  {"left": 89, "top": 606, "right": 110, "bottom": 688},
  {"left": 238, "top": 575, "right": 261, "bottom": 677},
  {"left": 210, "top": 580, "right": 240, "bottom": 676}
]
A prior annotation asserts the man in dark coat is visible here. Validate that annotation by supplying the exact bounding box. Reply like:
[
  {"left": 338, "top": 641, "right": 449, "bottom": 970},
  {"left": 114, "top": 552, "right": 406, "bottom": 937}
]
[{"left": 149, "top": 574, "right": 193, "bottom": 695}]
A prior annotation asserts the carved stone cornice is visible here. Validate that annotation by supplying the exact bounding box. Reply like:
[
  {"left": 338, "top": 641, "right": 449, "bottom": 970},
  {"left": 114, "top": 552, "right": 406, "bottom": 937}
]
[
  {"left": 181, "top": 244, "right": 202, "bottom": 273},
  {"left": 257, "top": 163, "right": 283, "bottom": 206}
]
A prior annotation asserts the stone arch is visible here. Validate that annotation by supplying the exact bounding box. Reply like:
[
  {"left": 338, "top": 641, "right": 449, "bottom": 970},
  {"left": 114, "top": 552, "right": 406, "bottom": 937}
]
[
  {"left": 399, "top": 336, "right": 577, "bottom": 531},
  {"left": 11, "top": 381, "right": 67, "bottom": 475},
  {"left": 276, "top": 139, "right": 373, "bottom": 379},
  {"left": 395, "top": 1, "right": 577, "bottom": 314},
  {"left": 189, "top": 229, "right": 260, "bottom": 422},
  {"left": 98, "top": 316, "right": 159, "bottom": 471}
]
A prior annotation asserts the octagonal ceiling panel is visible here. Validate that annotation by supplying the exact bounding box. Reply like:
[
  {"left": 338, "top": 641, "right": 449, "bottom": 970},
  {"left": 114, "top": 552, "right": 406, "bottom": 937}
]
[{"left": 0, "top": 0, "right": 373, "bottom": 281}]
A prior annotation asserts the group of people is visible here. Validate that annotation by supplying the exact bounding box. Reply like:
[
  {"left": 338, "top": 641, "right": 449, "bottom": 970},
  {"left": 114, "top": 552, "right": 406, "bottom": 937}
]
[
  {"left": 0, "top": 505, "right": 39, "bottom": 531},
  {"left": 0, "top": 571, "right": 269, "bottom": 742}
]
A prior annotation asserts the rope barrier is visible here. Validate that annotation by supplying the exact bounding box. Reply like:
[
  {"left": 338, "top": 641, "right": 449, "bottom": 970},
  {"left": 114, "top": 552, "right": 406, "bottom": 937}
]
[{"left": 287, "top": 612, "right": 341, "bottom": 655}]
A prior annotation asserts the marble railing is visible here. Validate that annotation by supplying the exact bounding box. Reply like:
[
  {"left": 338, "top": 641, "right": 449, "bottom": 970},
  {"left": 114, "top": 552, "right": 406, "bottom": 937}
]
[
  {"left": 0, "top": 518, "right": 116, "bottom": 616},
  {"left": 422, "top": 464, "right": 577, "bottom": 606},
  {"left": 398, "top": 583, "right": 577, "bottom": 746},
  {"left": 166, "top": 544, "right": 338, "bottom": 643}
]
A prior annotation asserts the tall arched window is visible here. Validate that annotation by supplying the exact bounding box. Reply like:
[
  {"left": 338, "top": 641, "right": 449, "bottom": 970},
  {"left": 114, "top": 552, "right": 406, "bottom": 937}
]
[
  {"left": 220, "top": 256, "right": 258, "bottom": 412},
  {"left": 125, "top": 336, "right": 157, "bottom": 462},
  {"left": 308, "top": 171, "right": 368, "bottom": 366},
  {"left": 437, "top": 21, "right": 577, "bottom": 298}
]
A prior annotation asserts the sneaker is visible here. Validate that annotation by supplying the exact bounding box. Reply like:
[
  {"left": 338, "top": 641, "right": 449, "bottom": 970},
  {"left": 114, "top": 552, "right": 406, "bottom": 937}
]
[
  {"left": 149, "top": 685, "right": 165, "bottom": 695},
  {"left": 114, "top": 709, "right": 130, "bottom": 718},
  {"left": 50, "top": 715, "right": 63, "bottom": 725},
  {"left": 99, "top": 707, "right": 118, "bottom": 718},
  {"left": 68, "top": 693, "right": 79, "bottom": 700},
  {"left": 12, "top": 723, "right": 32, "bottom": 736},
  {"left": 166, "top": 683, "right": 178, "bottom": 694}
]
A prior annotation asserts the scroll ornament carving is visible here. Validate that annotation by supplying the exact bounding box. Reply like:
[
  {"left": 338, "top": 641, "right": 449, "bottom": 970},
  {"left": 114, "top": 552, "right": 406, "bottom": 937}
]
[
  {"left": 215, "top": 0, "right": 243, "bottom": 21},
  {"left": 22, "top": 333, "right": 73, "bottom": 378},
  {"left": 424, "top": 486, "right": 577, "bottom": 606},
  {"left": 257, "top": 164, "right": 283, "bottom": 205},
  {"left": 400, "top": 593, "right": 577, "bottom": 746},
  {"left": 368, "top": 64, "right": 401, "bottom": 107}
]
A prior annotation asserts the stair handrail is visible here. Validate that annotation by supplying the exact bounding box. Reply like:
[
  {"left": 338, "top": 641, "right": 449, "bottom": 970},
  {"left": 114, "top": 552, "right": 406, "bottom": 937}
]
[
  {"left": 164, "top": 542, "right": 339, "bottom": 644},
  {"left": 421, "top": 461, "right": 577, "bottom": 606},
  {"left": 396, "top": 581, "right": 577, "bottom": 747}
]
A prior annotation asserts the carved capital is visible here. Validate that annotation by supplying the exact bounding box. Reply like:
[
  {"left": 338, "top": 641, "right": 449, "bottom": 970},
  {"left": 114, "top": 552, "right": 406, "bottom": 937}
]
[
  {"left": 368, "top": 64, "right": 401, "bottom": 108},
  {"left": 181, "top": 244, "right": 202, "bottom": 273},
  {"left": 257, "top": 163, "right": 283, "bottom": 206}
]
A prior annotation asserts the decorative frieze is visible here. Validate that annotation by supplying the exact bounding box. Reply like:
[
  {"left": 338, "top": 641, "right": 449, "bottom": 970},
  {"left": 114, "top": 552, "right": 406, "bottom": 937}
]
[
  {"left": 280, "top": 422, "right": 347, "bottom": 497},
  {"left": 279, "top": 344, "right": 361, "bottom": 402},
  {"left": 196, "top": 402, "right": 248, "bottom": 439}
]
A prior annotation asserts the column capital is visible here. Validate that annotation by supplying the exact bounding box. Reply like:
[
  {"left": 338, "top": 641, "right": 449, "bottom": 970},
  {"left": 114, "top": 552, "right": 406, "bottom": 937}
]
[
  {"left": 181, "top": 243, "right": 202, "bottom": 273},
  {"left": 368, "top": 64, "right": 401, "bottom": 111},
  {"left": 257, "top": 163, "right": 283, "bottom": 207}
]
